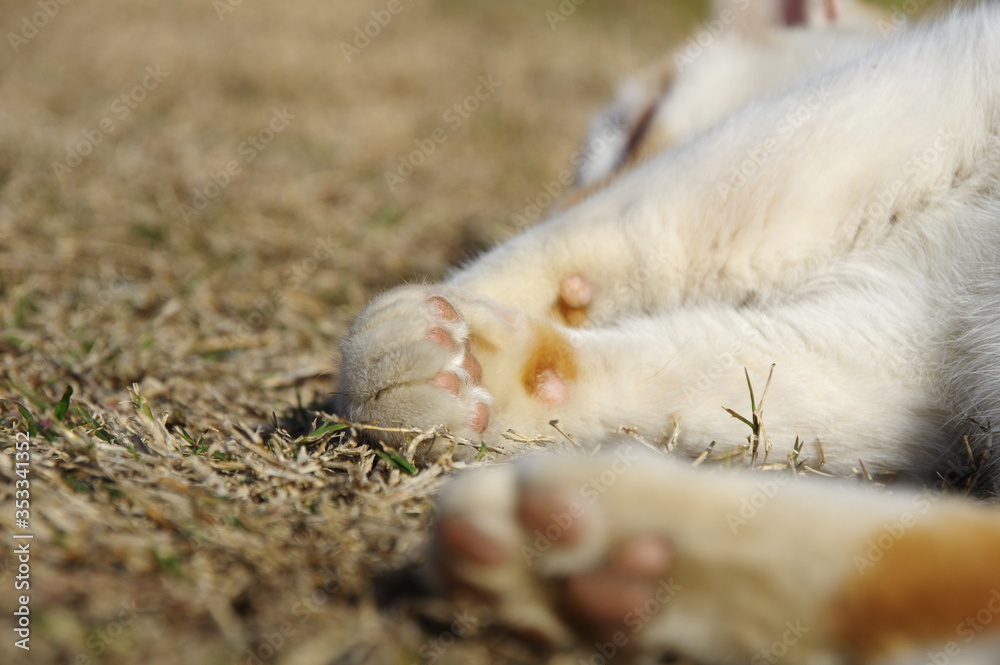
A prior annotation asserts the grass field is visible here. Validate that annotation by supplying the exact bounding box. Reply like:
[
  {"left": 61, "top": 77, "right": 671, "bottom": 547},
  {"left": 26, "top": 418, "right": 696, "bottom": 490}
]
[{"left": 0, "top": 1, "right": 937, "bottom": 664}]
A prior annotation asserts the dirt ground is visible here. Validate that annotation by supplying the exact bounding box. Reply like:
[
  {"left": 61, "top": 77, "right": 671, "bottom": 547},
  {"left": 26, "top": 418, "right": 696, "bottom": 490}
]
[{"left": 0, "top": 1, "right": 934, "bottom": 664}]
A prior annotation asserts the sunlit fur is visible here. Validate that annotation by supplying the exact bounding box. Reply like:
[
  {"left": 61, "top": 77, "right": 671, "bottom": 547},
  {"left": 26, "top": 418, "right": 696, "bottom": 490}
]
[
  {"left": 436, "top": 452, "right": 1000, "bottom": 665},
  {"left": 341, "top": 3, "right": 1000, "bottom": 492}
]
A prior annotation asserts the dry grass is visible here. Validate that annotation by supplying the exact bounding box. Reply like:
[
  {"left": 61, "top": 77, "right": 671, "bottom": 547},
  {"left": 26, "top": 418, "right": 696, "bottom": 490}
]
[{"left": 0, "top": 1, "right": 935, "bottom": 664}]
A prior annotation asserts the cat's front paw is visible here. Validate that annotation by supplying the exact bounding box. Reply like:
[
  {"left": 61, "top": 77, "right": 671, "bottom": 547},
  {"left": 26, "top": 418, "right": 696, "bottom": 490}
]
[{"left": 339, "top": 285, "right": 497, "bottom": 443}]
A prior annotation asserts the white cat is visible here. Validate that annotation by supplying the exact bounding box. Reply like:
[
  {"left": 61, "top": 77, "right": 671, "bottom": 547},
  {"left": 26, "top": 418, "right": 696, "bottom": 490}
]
[
  {"left": 339, "top": 2, "right": 1000, "bottom": 662},
  {"left": 339, "top": 1, "right": 1000, "bottom": 491}
]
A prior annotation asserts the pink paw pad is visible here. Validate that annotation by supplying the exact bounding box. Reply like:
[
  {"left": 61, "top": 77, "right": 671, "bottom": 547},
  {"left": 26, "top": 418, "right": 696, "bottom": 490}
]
[
  {"left": 437, "top": 516, "right": 508, "bottom": 567},
  {"left": 427, "top": 327, "right": 455, "bottom": 348},
  {"left": 534, "top": 368, "right": 568, "bottom": 405},
  {"left": 420, "top": 293, "right": 492, "bottom": 437},
  {"left": 427, "top": 295, "right": 460, "bottom": 322},
  {"left": 469, "top": 403, "right": 490, "bottom": 434},
  {"left": 559, "top": 274, "right": 594, "bottom": 309},
  {"left": 432, "top": 371, "right": 461, "bottom": 395},
  {"left": 517, "top": 487, "right": 584, "bottom": 545},
  {"left": 561, "top": 536, "right": 673, "bottom": 639},
  {"left": 461, "top": 354, "right": 483, "bottom": 383}
]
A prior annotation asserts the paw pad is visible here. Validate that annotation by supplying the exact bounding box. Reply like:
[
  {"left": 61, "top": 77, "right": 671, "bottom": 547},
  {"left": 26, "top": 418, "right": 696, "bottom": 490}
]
[
  {"left": 427, "top": 295, "right": 460, "bottom": 321},
  {"left": 559, "top": 274, "right": 594, "bottom": 309},
  {"left": 555, "top": 274, "right": 593, "bottom": 326},
  {"left": 470, "top": 402, "right": 490, "bottom": 434},
  {"left": 424, "top": 294, "right": 493, "bottom": 436},
  {"left": 427, "top": 327, "right": 456, "bottom": 348}
]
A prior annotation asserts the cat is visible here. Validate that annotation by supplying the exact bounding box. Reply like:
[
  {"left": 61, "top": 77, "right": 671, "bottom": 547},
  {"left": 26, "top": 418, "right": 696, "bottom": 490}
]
[
  {"left": 338, "top": 1, "right": 1000, "bottom": 663},
  {"left": 339, "top": 0, "right": 1000, "bottom": 492}
]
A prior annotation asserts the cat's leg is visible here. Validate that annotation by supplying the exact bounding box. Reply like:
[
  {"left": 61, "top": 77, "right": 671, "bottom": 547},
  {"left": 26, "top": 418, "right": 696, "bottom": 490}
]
[
  {"left": 341, "top": 264, "right": 955, "bottom": 473},
  {"left": 431, "top": 452, "right": 1000, "bottom": 664},
  {"left": 568, "top": 0, "right": 887, "bottom": 193},
  {"left": 446, "top": 11, "right": 997, "bottom": 327}
]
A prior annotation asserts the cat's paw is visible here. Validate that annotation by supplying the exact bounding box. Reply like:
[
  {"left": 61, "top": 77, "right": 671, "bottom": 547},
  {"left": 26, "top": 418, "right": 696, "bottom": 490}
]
[
  {"left": 433, "top": 462, "right": 675, "bottom": 656},
  {"left": 430, "top": 451, "right": 679, "bottom": 657},
  {"left": 339, "top": 285, "right": 498, "bottom": 442},
  {"left": 340, "top": 283, "right": 590, "bottom": 451},
  {"left": 429, "top": 451, "right": 899, "bottom": 664}
]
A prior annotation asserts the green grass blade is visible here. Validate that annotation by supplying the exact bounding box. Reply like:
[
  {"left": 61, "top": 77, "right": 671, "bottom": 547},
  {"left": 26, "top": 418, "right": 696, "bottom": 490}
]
[
  {"left": 55, "top": 385, "right": 74, "bottom": 421},
  {"left": 374, "top": 449, "right": 418, "bottom": 475},
  {"left": 304, "top": 422, "right": 349, "bottom": 439},
  {"left": 722, "top": 406, "right": 754, "bottom": 430},
  {"left": 744, "top": 368, "right": 756, "bottom": 415}
]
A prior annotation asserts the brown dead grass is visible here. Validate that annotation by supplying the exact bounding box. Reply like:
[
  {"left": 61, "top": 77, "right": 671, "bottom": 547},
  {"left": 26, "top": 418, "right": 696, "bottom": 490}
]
[{"left": 0, "top": 1, "right": 934, "bottom": 664}]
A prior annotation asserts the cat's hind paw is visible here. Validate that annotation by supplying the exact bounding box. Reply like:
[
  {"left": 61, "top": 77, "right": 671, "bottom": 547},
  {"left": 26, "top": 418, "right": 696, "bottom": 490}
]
[
  {"left": 429, "top": 452, "right": 875, "bottom": 664},
  {"left": 430, "top": 452, "right": 679, "bottom": 657}
]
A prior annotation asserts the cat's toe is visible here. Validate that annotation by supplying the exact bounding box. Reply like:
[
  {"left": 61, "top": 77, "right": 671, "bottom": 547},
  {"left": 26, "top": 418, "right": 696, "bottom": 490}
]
[
  {"left": 432, "top": 464, "right": 579, "bottom": 646},
  {"left": 558, "top": 536, "right": 673, "bottom": 642},
  {"left": 513, "top": 482, "right": 673, "bottom": 641}
]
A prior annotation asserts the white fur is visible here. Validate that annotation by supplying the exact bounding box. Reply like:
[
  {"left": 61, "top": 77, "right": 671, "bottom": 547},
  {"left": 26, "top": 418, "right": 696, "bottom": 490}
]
[
  {"left": 575, "top": 0, "right": 887, "bottom": 188},
  {"left": 340, "top": 4, "right": 1000, "bottom": 490}
]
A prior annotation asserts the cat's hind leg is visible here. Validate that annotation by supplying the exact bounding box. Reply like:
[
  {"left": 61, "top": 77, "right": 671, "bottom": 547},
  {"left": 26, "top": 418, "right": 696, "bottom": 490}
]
[{"left": 432, "top": 451, "right": 1000, "bottom": 664}]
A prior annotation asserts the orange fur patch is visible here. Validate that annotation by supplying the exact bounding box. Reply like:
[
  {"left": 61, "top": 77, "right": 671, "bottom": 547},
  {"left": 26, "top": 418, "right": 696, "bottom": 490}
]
[
  {"left": 553, "top": 298, "right": 589, "bottom": 327},
  {"left": 830, "top": 512, "right": 1000, "bottom": 660},
  {"left": 469, "top": 332, "right": 498, "bottom": 354},
  {"left": 520, "top": 323, "right": 578, "bottom": 401}
]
